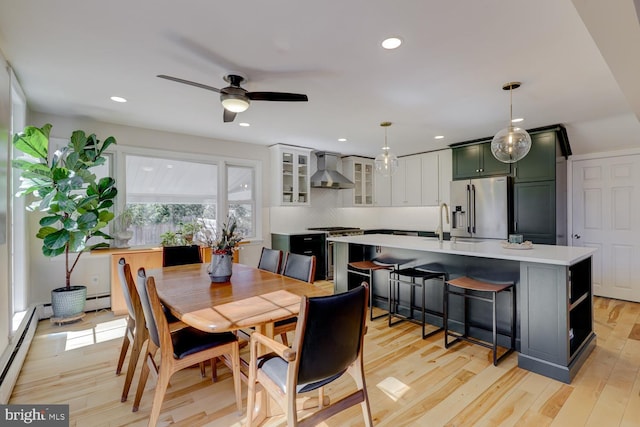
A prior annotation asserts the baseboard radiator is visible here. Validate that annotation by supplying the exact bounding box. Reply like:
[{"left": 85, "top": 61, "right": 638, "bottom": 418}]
[{"left": 0, "top": 294, "right": 112, "bottom": 403}]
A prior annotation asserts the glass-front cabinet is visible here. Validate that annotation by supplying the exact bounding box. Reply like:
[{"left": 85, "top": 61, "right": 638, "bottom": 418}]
[
  {"left": 342, "top": 156, "right": 374, "bottom": 206},
  {"left": 270, "top": 145, "right": 312, "bottom": 206}
]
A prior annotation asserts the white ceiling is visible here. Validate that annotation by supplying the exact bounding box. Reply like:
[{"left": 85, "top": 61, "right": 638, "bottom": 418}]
[{"left": 1, "top": 0, "right": 639, "bottom": 158}]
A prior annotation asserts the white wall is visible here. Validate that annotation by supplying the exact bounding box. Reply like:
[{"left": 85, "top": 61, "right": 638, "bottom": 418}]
[{"left": 26, "top": 112, "right": 271, "bottom": 306}]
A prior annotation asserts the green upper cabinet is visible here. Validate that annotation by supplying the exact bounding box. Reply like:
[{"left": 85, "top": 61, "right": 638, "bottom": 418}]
[
  {"left": 452, "top": 142, "right": 511, "bottom": 180},
  {"left": 513, "top": 131, "right": 557, "bottom": 182}
]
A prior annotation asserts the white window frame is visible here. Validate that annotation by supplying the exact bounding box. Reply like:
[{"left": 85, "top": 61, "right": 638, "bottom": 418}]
[{"left": 115, "top": 145, "right": 262, "bottom": 242}]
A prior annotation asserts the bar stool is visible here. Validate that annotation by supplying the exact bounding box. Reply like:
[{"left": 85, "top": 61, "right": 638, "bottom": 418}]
[
  {"left": 388, "top": 263, "right": 448, "bottom": 339},
  {"left": 443, "top": 275, "right": 516, "bottom": 366},
  {"left": 348, "top": 255, "right": 410, "bottom": 321}
]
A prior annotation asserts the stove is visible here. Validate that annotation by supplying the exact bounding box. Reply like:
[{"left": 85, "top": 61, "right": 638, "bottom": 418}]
[{"left": 308, "top": 227, "right": 364, "bottom": 279}]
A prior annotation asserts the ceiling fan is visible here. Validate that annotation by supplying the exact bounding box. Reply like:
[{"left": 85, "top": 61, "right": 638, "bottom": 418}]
[{"left": 157, "top": 73, "right": 309, "bottom": 123}]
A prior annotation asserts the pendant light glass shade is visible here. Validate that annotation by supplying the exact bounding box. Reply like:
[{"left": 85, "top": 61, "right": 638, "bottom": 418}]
[
  {"left": 375, "top": 122, "right": 399, "bottom": 177},
  {"left": 491, "top": 82, "right": 531, "bottom": 163}
]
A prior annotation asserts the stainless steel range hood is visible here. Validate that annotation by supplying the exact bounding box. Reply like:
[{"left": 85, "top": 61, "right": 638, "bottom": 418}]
[{"left": 310, "top": 151, "right": 355, "bottom": 189}]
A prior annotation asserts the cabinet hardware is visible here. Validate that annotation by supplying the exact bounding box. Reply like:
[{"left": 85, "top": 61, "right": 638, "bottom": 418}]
[{"left": 573, "top": 234, "right": 581, "bottom": 239}]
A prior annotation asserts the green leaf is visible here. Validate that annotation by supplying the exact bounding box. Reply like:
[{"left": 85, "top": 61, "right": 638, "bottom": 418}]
[
  {"left": 68, "top": 231, "right": 87, "bottom": 252},
  {"left": 97, "top": 200, "right": 114, "bottom": 210},
  {"left": 39, "top": 215, "right": 61, "bottom": 226},
  {"left": 43, "top": 246, "right": 65, "bottom": 257},
  {"left": 36, "top": 226, "right": 58, "bottom": 239},
  {"left": 70, "top": 130, "right": 87, "bottom": 153},
  {"left": 97, "top": 176, "right": 115, "bottom": 193},
  {"left": 98, "top": 211, "right": 115, "bottom": 223},
  {"left": 87, "top": 242, "right": 110, "bottom": 251},
  {"left": 12, "top": 124, "right": 51, "bottom": 159},
  {"left": 43, "top": 229, "right": 70, "bottom": 250},
  {"left": 76, "top": 212, "right": 98, "bottom": 230}
]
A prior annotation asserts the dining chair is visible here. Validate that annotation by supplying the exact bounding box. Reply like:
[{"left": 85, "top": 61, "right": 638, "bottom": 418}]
[
  {"left": 245, "top": 283, "right": 372, "bottom": 427},
  {"left": 132, "top": 268, "right": 242, "bottom": 426},
  {"left": 115, "top": 258, "right": 148, "bottom": 403},
  {"left": 162, "top": 244, "right": 202, "bottom": 267},
  {"left": 257, "top": 247, "right": 283, "bottom": 273},
  {"left": 281, "top": 252, "right": 316, "bottom": 283},
  {"left": 275, "top": 252, "right": 317, "bottom": 345}
]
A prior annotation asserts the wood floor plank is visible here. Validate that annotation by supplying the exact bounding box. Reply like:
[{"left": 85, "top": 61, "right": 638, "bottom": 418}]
[{"left": 9, "top": 293, "right": 640, "bottom": 426}]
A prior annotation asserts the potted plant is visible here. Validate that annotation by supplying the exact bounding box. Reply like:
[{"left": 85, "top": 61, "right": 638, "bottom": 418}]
[
  {"left": 12, "top": 123, "right": 118, "bottom": 319},
  {"left": 113, "top": 207, "right": 134, "bottom": 248},
  {"left": 200, "top": 216, "right": 243, "bottom": 282}
]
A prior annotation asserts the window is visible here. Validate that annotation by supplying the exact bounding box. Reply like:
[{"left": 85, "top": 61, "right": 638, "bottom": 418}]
[
  {"left": 122, "top": 152, "right": 259, "bottom": 247},
  {"left": 227, "top": 165, "right": 254, "bottom": 237}
]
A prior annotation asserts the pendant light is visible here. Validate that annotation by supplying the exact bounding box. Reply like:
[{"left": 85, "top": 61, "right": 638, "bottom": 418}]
[
  {"left": 491, "top": 82, "right": 531, "bottom": 163},
  {"left": 375, "top": 122, "right": 399, "bottom": 177}
]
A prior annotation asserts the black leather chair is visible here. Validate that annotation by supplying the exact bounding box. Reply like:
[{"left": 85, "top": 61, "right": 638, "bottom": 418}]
[
  {"left": 281, "top": 252, "right": 316, "bottom": 283},
  {"left": 162, "top": 244, "right": 202, "bottom": 267},
  {"left": 246, "top": 283, "right": 373, "bottom": 427},
  {"left": 132, "top": 268, "right": 242, "bottom": 426},
  {"left": 275, "top": 252, "right": 317, "bottom": 345},
  {"left": 257, "top": 247, "right": 283, "bottom": 273}
]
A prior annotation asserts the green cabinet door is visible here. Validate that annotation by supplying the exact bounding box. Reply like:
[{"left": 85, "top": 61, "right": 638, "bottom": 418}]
[
  {"left": 514, "top": 180, "right": 556, "bottom": 244},
  {"left": 514, "top": 131, "right": 557, "bottom": 182},
  {"left": 452, "top": 142, "right": 511, "bottom": 180},
  {"left": 481, "top": 142, "right": 512, "bottom": 177},
  {"left": 452, "top": 144, "right": 480, "bottom": 179}
]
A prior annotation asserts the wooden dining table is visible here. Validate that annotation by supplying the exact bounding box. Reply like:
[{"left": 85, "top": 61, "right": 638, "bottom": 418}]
[{"left": 148, "top": 262, "right": 330, "bottom": 339}]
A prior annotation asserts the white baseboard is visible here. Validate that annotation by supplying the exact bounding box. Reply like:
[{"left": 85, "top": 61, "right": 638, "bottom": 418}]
[{"left": 0, "top": 294, "right": 113, "bottom": 403}]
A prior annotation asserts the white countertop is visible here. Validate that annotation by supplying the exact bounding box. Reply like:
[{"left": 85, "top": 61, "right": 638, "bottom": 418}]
[{"left": 328, "top": 234, "right": 596, "bottom": 266}]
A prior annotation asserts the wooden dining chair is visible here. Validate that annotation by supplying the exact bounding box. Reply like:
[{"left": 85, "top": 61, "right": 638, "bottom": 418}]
[
  {"left": 275, "top": 252, "right": 317, "bottom": 345},
  {"left": 257, "top": 247, "right": 283, "bottom": 273},
  {"left": 132, "top": 268, "right": 242, "bottom": 426},
  {"left": 115, "top": 258, "right": 148, "bottom": 403},
  {"left": 246, "top": 283, "right": 372, "bottom": 427}
]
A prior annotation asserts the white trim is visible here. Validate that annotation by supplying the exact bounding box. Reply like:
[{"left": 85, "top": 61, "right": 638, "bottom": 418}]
[{"left": 569, "top": 147, "right": 640, "bottom": 161}]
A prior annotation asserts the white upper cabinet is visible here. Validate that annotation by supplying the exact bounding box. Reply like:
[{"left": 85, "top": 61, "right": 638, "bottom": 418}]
[
  {"left": 342, "top": 156, "right": 374, "bottom": 206},
  {"left": 392, "top": 156, "right": 422, "bottom": 206},
  {"left": 270, "top": 145, "right": 312, "bottom": 206},
  {"left": 421, "top": 149, "right": 452, "bottom": 206},
  {"left": 374, "top": 170, "right": 392, "bottom": 206}
]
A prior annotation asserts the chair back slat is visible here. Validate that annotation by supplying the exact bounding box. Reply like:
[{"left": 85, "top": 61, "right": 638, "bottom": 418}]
[
  {"left": 135, "top": 268, "right": 161, "bottom": 347},
  {"left": 282, "top": 253, "right": 316, "bottom": 283},
  {"left": 295, "top": 284, "right": 368, "bottom": 385},
  {"left": 257, "top": 248, "right": 283, "bottom": 273}
]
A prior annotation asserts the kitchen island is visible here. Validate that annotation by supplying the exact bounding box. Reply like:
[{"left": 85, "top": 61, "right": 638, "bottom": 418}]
[{"left": 329, "top": 234, "right": 597, "bottom": 383}]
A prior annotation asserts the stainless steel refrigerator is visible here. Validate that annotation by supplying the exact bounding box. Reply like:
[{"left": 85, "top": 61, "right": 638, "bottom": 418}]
[{"left": 450, "top": 176, "right": 511, "bottom": 239}]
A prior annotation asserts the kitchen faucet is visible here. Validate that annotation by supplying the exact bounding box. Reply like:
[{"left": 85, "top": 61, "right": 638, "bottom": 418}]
[{"left": 436, "top": 202, "right": 450, "bottom": 242}]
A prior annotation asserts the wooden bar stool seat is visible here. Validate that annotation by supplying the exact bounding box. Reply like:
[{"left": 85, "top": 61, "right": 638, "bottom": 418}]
[
  {"left": 444, "top": 276, "right": 516, "bottom": 366},
  {"left": 388, "top": 265, "right": 447, "bottom": 339},
  {"left": 348, "top": 256, "right": 410, "bottom": 321}
]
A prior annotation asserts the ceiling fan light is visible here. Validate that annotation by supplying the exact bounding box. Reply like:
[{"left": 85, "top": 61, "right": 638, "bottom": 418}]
[
  {"left": 221, "top": 95, "right": 250, "bottom": 113},
  {"left": 491, "top": 126, "right": 532, "bottom": 163}
]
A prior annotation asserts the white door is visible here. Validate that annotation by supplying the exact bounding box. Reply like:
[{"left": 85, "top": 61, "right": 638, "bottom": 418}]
[{"left": 571, "top": 154, "right": 640, "bottom": 302}]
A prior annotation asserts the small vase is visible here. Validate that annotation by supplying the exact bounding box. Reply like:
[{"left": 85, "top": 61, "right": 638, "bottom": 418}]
[{"left": 208, "top": 252, "right": 233, "bottom": 283}]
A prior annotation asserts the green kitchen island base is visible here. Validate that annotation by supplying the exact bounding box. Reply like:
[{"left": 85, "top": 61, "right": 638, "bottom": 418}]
[{"left": 331, "top": 235, "right": 597, "bottom": 384}]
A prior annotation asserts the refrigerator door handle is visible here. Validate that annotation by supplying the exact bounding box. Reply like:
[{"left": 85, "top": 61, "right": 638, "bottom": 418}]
[
  {"left": 466, "top": 184, "right": 471, "bottom": 233},
  {"left": 471, "top": 184, "right": 476, "bottom": 234}
]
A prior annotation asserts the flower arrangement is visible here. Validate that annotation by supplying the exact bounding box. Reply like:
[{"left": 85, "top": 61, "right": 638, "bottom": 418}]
[{"left": 197, "top": 216, "right": 243, "bottom": 254}]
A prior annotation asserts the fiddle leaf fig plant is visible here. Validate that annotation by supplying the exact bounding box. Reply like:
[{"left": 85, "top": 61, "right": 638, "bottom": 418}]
[{"left": 12, "top": 123, "right": 118, "bottom": 289}]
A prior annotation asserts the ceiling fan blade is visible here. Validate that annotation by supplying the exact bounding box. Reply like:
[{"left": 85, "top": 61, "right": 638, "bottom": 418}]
[
  {"left": 157, "top": 74, "right": 221, "bottom": 93},
  {"left": 223, "top": 109, "right": 237, "bottom": 123},
  {"left": 247, "top": 92, "right": 308, "bottom": 102}
]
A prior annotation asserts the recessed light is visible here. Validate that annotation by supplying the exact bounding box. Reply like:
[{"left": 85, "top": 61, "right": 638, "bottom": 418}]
[
  {"left": 142, "top": 166, "right": 153, "bottom": 172},
  {"left": 338, "top": 138, "right": 347, "bottom": 142},
  {"left": 239, "top": 122, "right": 250, "bottom": 127},
  {"left": 434, "top": 135, "right": 444, "bottom": 140},
  {"left": 381, "top": 37, "right": 402, "bottom": 50},
  {"left": 110, "top": 96, "right": 127, "bottom": 103},
  {"left": 511, "top": 118, "right": 524, "bottom": 123}
]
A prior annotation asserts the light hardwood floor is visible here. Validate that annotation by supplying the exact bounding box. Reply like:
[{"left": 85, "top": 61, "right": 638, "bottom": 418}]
[{"left": 9, "top": 281, "right": 640, "bottom": 426}]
